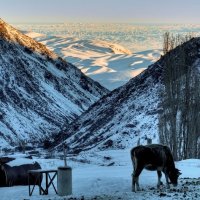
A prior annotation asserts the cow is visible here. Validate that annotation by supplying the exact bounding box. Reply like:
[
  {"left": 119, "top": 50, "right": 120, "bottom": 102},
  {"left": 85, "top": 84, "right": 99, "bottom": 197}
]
[
  {"left": 0, "top": 161, "right": 42, "bottom": 187},
  {"left": 130, "top": 144, "right": 181, "bottom": 192}
]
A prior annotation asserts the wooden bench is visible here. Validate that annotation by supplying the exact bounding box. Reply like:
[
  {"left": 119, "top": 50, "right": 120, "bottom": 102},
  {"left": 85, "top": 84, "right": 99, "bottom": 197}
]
[{"left": 28, "top": 169, "right": 57, "bottom": 196}]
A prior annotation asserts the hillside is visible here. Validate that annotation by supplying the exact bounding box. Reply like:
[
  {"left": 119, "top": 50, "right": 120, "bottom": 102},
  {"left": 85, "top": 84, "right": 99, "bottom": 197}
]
[{"left": 0, "top": 19, "right": 108, "bottom": 148}]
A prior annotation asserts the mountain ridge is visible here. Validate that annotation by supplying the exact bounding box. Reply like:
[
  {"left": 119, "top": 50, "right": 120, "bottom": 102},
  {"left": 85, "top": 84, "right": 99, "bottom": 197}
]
[{"left": 0, "top": 19, "right": 108, "bottom": 148}]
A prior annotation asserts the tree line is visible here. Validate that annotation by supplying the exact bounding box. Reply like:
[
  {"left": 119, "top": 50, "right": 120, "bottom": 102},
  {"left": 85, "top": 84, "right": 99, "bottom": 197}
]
[{"left": 159, "top": 32, "right": 200, "bottom": 160}]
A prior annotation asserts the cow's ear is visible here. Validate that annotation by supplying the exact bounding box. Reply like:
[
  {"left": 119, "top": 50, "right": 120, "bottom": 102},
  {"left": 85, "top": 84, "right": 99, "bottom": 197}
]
[
  {"left": 176, "top": 168, "right": 182, "bottom": 176},
  {"left": 177, "top": 169, "right": 182, "bottom": 176}
]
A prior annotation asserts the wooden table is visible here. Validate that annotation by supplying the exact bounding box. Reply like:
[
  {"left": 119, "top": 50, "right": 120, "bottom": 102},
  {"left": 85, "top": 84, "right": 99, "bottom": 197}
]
[{"left": 28, "top": 169, "right": 58, "bottom": 196}]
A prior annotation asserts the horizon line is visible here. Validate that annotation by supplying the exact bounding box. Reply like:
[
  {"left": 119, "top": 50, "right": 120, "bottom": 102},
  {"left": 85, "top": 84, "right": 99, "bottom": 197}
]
[{"left": 10, "top": 21, "right": 200, "bottom": 25}]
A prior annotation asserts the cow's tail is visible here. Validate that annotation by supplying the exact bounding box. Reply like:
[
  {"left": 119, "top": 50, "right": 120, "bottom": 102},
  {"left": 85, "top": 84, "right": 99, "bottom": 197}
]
[{"left": 130, "top": 148, "right": 137, "bottom": 172}]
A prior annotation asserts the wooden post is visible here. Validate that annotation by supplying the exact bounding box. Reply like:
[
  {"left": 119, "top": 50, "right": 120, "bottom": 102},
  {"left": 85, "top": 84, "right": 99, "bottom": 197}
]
[
  {"left": 39, "top": 173, "right": 42, "bottom": 195},
  {"left": 28, "top": 173, "right": 30, "bottom": 196},
  {"left": 45, "top": 172, "right": 48, "bottom": 195},
  {"left": 137, "top": 138, "right": 140, "bottom": 146},
  {"left": 63, "top": 143, "right": 67, "bottom": 167}
]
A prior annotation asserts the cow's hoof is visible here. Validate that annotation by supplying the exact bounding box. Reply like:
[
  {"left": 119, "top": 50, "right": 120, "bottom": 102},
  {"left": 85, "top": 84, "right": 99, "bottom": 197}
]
[
  {"left": 157, "top": 182, "right": 163, "bottom": 189},
  {"left": 132, "top": 188, "right": 136, "bottom": 192},
  {"left": 166, "top": 185, "right": 170, "bottom": 189},
  {"left": 136, "top": 187, "right": 141, "bottom": 191}
]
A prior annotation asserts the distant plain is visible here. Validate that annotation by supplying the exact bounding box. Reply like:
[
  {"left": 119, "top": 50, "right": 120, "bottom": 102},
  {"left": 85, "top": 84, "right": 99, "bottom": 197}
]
[{"left": 14, "top": 23, "right": 200, "bottom": 89}]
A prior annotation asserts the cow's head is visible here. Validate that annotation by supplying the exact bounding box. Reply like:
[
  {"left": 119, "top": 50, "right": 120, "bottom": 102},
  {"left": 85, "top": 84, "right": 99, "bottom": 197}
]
[{"left": 168, "top": 168, "right": 181, "bottom": 186}]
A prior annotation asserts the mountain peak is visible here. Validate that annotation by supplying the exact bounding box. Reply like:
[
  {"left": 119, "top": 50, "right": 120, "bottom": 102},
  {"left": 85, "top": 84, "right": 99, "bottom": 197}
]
[{"left": 0, "top": 18, "right": 57, "bottom": 60}]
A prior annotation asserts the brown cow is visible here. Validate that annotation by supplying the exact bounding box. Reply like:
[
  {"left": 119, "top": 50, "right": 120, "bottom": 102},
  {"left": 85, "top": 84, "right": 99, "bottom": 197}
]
[{"left": 131, "top": 144, "right": 181, "bottom": 192}]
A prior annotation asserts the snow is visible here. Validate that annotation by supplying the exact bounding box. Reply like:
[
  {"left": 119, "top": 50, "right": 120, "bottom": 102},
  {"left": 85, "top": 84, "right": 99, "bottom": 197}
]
[{"left": 1, "top": 151, "right": 200, "bottom": 200}]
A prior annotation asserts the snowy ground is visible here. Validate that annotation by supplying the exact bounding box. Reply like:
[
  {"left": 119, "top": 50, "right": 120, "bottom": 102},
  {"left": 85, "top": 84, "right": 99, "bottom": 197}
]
[{"left": 1, "top": 150, "right": 200, "bottom": 200}]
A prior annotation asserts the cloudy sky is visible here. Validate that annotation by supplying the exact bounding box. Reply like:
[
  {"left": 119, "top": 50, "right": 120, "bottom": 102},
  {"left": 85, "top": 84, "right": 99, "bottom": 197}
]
[{"left": 1, "top": 0, "right": 200, "bottom": 23}]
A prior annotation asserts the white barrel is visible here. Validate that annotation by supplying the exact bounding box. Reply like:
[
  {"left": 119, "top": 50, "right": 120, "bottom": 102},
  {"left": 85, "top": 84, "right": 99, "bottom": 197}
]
[{"left": 57, "top": 166, "right": 72, "bottom": 196}]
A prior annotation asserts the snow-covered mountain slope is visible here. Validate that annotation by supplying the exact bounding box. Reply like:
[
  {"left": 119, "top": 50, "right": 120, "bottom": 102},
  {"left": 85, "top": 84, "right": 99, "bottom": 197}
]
[
  {"left": 54, "top": 37, "right": 200, "bottom": 154},
  {"left": 0, "top": 19, "right": 108, "bottom": 148},
  {"left": 25, "top": 32, "right": 161, "bottom": 90}
]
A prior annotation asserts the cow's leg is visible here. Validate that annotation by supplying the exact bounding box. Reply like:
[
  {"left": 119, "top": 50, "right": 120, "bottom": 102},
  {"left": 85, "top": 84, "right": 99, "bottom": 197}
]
[
  {"left": 157, "top": 171, "right": 163, "bottom": 188},
  {"left": 164, "top": 173, "right": 170, "bottom": 189},
  {"left": 132, "top": 172, "right": 135, "bottom": 192},
  {"left": 132, "top": 166, "right": 143, "bottom": 192}
]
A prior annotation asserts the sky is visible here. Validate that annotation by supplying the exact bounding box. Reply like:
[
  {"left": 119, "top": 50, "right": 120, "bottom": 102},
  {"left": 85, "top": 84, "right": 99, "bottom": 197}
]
[{"left": 1, "top": 0, "right": 200, "bottom": 24}]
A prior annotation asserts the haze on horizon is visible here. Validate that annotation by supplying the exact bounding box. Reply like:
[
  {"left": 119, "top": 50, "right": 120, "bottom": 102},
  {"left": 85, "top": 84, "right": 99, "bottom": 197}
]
[{"left": 1, "top": 0, "right": 200, "bottom": 24}]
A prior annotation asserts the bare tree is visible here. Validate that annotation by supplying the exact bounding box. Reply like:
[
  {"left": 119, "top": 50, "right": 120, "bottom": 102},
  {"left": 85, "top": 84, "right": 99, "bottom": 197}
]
[{"left": 159, "top": 33, "right": 200, "bottom": 160}]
